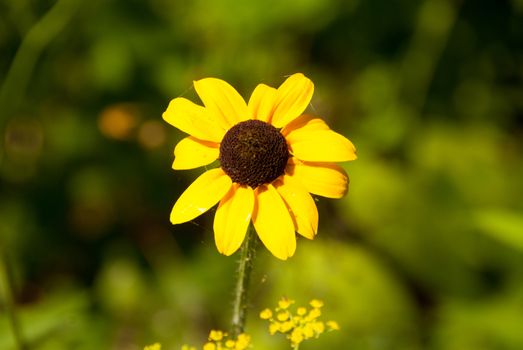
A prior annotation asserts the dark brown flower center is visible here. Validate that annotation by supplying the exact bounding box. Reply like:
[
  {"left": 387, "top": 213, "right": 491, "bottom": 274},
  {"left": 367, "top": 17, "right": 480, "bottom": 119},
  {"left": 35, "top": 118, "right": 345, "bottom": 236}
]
[{"left": 219, "top": 120, "right": 289, "bottom": 188}]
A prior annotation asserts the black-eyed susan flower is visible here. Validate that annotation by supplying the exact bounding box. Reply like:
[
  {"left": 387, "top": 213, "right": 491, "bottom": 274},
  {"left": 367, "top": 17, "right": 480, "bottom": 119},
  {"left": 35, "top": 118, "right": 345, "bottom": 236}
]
[{"left": 163, "top": 73, "right": 356, "bottom": 260}]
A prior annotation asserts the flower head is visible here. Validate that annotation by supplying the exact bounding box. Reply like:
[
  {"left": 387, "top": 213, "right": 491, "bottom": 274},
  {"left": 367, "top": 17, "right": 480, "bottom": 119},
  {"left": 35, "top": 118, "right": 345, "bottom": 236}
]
[{"left": 163, "top": 73, "right": 356, "bottom": 260}]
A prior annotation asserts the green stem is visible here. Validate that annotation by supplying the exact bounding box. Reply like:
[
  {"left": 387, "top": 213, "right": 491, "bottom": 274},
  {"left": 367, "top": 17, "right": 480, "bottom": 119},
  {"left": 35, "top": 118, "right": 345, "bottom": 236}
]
[
  {"left": 0, "top": 0, "right": 81, "bottom": 137},
  {"left": 0, "top": 248, "right": 26, "bottom": 350},
  {"left": 230, "top": 226, "right": 257, "bottom": 337}
]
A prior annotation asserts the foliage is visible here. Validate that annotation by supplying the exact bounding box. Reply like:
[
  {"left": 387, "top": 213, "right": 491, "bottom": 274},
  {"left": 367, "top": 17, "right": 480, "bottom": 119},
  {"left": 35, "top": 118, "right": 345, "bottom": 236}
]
[{"left": 1, "top": 0, "right": 522, "bottom": 349}]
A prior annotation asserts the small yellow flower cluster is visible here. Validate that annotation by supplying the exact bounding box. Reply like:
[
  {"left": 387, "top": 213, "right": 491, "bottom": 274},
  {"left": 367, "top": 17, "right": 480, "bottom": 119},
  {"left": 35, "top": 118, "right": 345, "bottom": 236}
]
[
  {"left": 259, "top": 297, "right": 339, "bottom": 348},
  {"left": 203, "top": 330, "right": 251, "bottom": 350},
  {"left": 180, "top": 330, "right": 251, "bottom": 350},
  {"left": 144, "top": 343, "right": 162, "bottom": 350}
]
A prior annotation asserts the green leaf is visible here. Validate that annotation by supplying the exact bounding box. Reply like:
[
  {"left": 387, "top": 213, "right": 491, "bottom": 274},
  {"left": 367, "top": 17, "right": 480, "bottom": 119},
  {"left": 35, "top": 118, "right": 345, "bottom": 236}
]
[{"left": 474, "top": 209, "right": 523, "bottom": 252}]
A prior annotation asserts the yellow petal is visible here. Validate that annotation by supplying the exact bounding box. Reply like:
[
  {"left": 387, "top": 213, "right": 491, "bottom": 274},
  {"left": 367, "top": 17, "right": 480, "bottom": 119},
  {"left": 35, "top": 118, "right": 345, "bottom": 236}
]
[
  {"left": 252, "top": 184, "right": 296, "bottom": 260},
  {"left": 286, "top": 158, "right": 348, "bottom": 198},
  {"left": 194, "top": 78, "right": 249, "bottom": 129},
  {"left": 213, "top": 184, "right": 254, "bottom": 256},
  {"left": 274, "top": 175, "right": 318, "bottom": 239},
  {"left": 173, "top": 136, "right": 219, "bottom": 170},
  {"left": 248, "top": 83, "right": 277, "bottom": 122},
  {"left": 271, "top": 73, "right": 314, "bottom": 128},
  {"left": 162, "top": 97, "right": 225, "bottom": 142},
  {"left": 170, "top": 168, "right": 232, "bottom": 224},
  {"left": 281, "top": 114, "right": 330, "bottom": 137},
  {"left": 287, "top": 129, "right": 357, "bottom": 162}
]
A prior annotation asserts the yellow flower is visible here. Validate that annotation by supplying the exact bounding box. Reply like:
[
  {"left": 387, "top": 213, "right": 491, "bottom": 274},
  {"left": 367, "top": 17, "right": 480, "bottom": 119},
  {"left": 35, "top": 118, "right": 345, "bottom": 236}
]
[
  {"left": 290, "top": 328, "right": 304, "bottom": 345},
  {"left": 144, "top": 343, "right": 161, "bottom": 350},
  {"left": 302, "top": 323, "right": 316, "bottom": 338},
  {"left": 306, "top": 308, "right": 322, "bottom": 320},
  {"left": 278, "top": 297, "right": 295, "bottom": 310},
  {"left": 311, "top": 321, "right": 325, "bottom": 334},
  {"left": 280, "top": 321, "right": 294, "bottom": 333},
  {"left": 309, "top": 299, "right": 324, "bottom": 309},
  {"left": 269, "top": 322, "right": 280, "bottom": 335},
  {"left": 260, "top": 297, "right": 339, "bottom": 348},
  {"left": 277, "top": 311, "right": 290, "bottom": 321},
  {"left": 235, "top": 334, "right": 251, "bottom": 350},
  {"left": 209, "top": 330, "right": 224, "bottom": 341},
  {"left": 259, "top": 308, "right": 273, "bottom": 319},
  {"left": 326, "top": 320, "right": 340, "bottom": 330},
  {"left": 183, "top": 331, "right": 250, "bottom": 350},
  {"left": 163, "top": 73, "right": 356, "bottom": 260},
  {"left": 203, "top": 343, "right": 216, "bottom": 350}
]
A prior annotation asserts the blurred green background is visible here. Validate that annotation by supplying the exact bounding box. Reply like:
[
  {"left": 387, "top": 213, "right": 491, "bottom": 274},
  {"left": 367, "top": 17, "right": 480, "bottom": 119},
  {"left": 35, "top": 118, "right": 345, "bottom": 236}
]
[{"left": 1, "top": 0, "right": 522, "bottom": 349}]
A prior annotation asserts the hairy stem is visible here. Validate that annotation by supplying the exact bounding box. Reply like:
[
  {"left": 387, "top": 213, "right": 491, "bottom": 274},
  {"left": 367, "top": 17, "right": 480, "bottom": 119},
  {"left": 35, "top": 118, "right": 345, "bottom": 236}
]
[{"left": 230, "top": 226, "right": 257, "bottom": 337}]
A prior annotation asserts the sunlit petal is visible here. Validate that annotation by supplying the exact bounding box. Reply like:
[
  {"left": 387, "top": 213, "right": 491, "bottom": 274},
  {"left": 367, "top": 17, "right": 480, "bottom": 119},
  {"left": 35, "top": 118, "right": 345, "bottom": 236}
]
[
  {"left": 286, "top": 158, "right": 348, "bottom": 198},
  {"left": 281, "top": 114, "right": 330, "bottom": 137},
  {"left": 271, "top": 73, "right": 314, "bottom": 128},
  {"left": 252, "top": 184, "right": 296, "bottom": 260},
  {"left": 287, "top": 129, "right": 357, "bottom": 162},
  {"left": 194, "top": 78, "right": 249, "bottom": 129},
  {"left": 170, "top": 168, "right": 232, "bottom": 224},
  {"left": 248, "top": 83, "right": 278, "bottom": 122},
  {"left": 172, "top": 136, "right": 219, "bottom": 170},
  {"left": 162, "top": 97, "right": 225, "bottom": 142},
  {"left": 214, "top": 185, "right": 254, "bottom": 256},
  {"left": 274, "top": 175, "right": 318, "bottom": 239}
]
